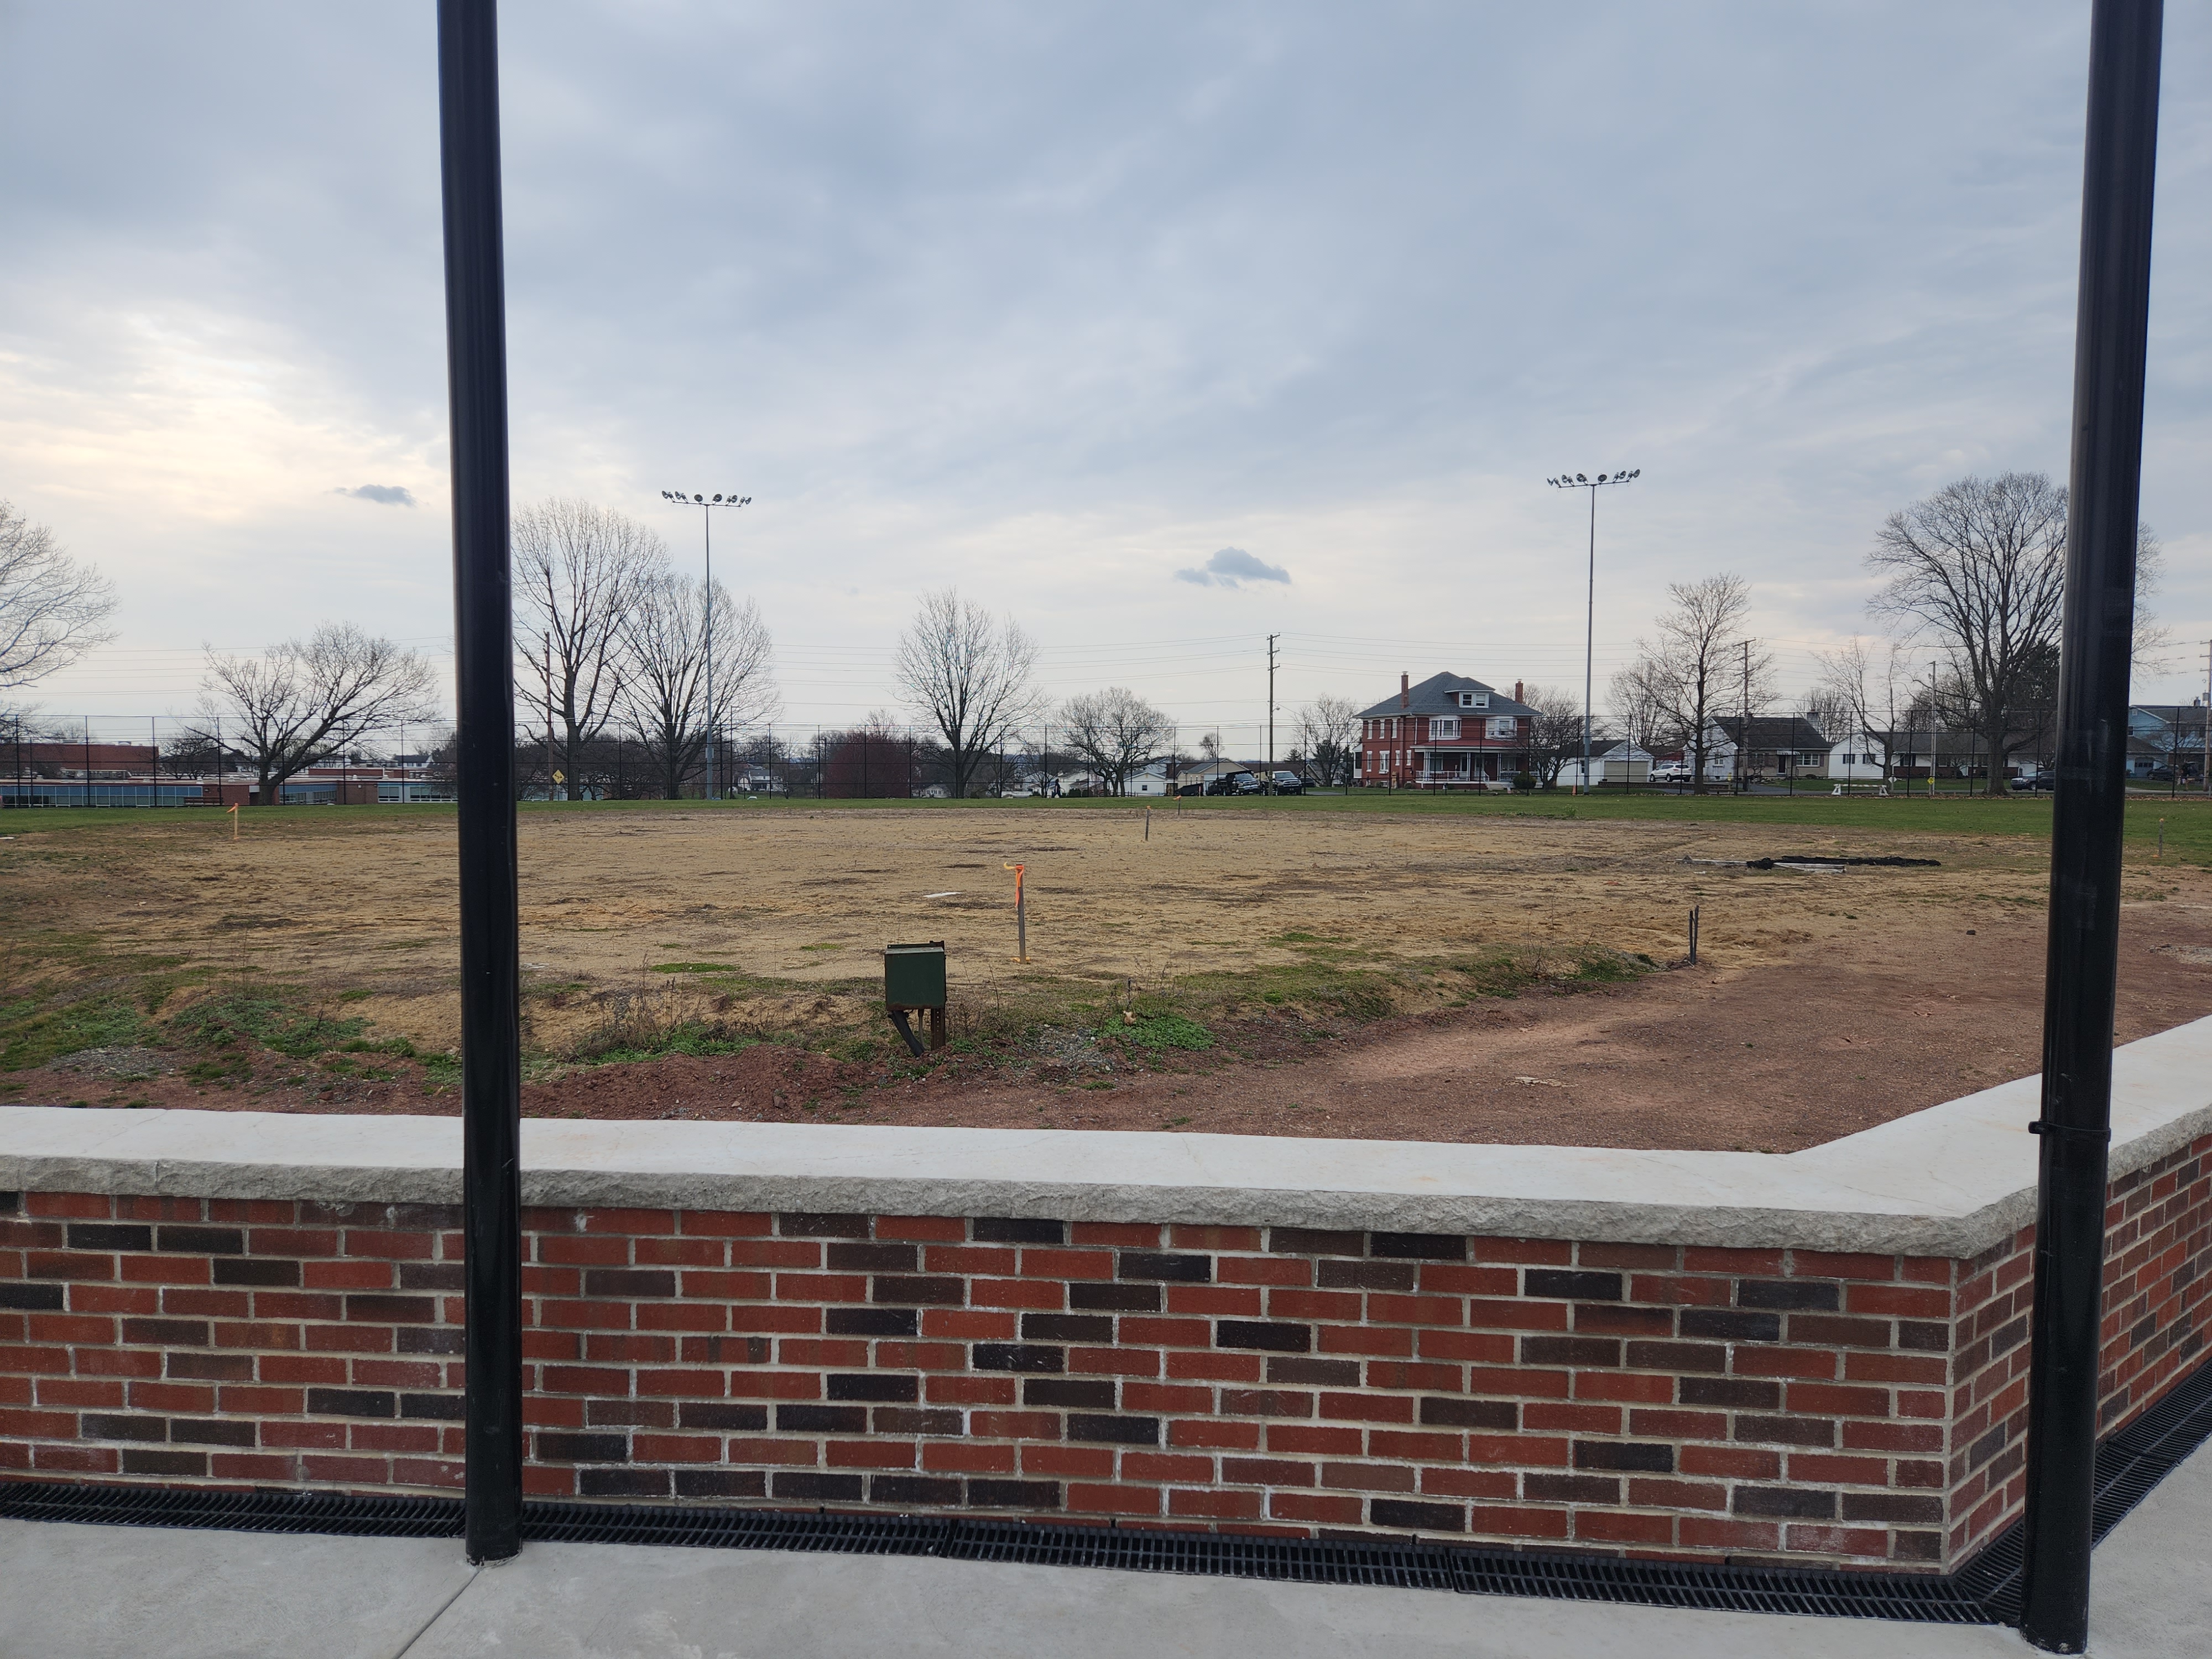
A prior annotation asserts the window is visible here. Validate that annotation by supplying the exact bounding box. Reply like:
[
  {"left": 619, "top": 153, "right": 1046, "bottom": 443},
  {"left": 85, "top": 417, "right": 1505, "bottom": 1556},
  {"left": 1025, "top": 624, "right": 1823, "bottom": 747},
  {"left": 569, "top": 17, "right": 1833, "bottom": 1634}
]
[
  {"left": 1431, "top": 716, "right": 1459, "bottom": 740},
  {"left": 1486, "top": 717, "right": 1516, "bottom": 740},
  {"left": 1459, "top": 691, "right": 1489, "bottom": 709}
]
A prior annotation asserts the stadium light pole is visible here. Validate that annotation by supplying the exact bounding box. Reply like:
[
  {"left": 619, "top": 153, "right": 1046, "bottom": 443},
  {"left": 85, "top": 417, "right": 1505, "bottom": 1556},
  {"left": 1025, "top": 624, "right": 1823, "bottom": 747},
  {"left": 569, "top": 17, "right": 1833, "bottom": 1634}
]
[
  {"left": 658, "top": 491, "right": 751, "bottom": 798},
  {"left": 437, "top": 0, "right": 523, "bottom": 1564},
  {"left": 2019, "top": 0, "right": 2163, "bottom": 1650},
  {"left": 1546, "top": 469, "right": 1640, "bottom": 791}
]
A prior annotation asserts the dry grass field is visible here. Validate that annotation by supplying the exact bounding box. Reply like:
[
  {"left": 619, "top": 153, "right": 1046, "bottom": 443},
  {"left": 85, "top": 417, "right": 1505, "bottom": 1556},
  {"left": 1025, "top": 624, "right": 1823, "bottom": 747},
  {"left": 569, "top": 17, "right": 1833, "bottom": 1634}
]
[{"left": 7, "top": 796, "right": 2212, "bottom": 1149}]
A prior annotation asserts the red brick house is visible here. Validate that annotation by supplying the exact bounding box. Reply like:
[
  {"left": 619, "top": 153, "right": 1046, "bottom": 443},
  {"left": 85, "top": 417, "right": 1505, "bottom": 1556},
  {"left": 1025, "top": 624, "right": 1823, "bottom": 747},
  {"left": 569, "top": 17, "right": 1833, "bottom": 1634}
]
[{"left": 1357, "top": 672, "right": 1535, "bottom": 787}]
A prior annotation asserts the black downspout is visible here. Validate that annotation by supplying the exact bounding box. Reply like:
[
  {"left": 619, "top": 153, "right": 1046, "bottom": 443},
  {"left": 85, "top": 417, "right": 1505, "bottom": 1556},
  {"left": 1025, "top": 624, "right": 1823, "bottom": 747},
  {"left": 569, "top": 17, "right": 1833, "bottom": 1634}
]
[
  {"left": 2019, "top": 2, "right": 2163, "bottom": 1651},
  {"left": 437, "top": 0, "right": 524, "bottom": 1567}
]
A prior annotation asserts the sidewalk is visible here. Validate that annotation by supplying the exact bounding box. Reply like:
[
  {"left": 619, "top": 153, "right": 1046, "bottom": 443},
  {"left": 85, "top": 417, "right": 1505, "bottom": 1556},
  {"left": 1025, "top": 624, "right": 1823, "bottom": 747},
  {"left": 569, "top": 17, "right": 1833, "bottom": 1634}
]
[{"left": 4, "top": 1443, "right": 2205, "bottom": 1659}]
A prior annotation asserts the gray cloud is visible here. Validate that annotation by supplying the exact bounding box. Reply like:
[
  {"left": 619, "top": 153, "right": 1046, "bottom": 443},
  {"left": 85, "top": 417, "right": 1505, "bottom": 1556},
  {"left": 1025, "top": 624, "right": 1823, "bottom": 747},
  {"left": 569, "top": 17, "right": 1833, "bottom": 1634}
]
[
  {"left": 1176, "top": 547, "right": 1290, "bottom": 589},
  {"left": 334, "top": 485, "right": 415, "bottom": 506},
  {"left": 3, "top": 2, "right": 2208, "bottom": 730}
]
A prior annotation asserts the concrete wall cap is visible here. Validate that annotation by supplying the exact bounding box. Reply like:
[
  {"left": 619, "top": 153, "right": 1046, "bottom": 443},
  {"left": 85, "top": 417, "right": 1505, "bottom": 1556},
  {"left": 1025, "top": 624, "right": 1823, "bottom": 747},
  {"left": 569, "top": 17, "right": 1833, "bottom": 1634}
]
[{"left": 4, "top": 1016, "right": 2210, "bottom": 1255}]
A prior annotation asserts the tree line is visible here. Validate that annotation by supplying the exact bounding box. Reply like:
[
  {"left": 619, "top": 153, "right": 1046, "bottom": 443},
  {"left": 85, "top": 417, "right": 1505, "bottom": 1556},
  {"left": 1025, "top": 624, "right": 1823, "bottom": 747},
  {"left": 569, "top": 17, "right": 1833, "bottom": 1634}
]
[{"left": 1610, "top": 471, "right": 2168, "bottom": 794}]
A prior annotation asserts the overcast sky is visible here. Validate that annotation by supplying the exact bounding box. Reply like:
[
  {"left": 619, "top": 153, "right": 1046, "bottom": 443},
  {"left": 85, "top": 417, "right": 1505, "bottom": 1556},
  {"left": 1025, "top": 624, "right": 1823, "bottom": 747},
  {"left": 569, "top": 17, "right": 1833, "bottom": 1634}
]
[{"left": 4, "top": 1, "right": 2208, "bottom": 747}]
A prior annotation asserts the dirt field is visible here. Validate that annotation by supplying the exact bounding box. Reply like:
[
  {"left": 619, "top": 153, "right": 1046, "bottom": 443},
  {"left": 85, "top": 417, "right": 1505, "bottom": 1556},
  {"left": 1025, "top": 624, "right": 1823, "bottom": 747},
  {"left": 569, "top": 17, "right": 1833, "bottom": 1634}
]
[{"left": 7, "top": 799, "right": 2212, "bottom": 1150}]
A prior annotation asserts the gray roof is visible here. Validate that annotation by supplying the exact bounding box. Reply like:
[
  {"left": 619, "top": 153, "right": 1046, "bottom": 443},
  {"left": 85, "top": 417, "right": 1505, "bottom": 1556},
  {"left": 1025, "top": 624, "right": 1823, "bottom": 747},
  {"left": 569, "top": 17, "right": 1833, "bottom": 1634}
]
[
  {"left": 1357, "top": 673, "right": 1535, "bottom": 722},
  {"left": 1708, "top": 715, "right": 1836, "bottom": 753}
]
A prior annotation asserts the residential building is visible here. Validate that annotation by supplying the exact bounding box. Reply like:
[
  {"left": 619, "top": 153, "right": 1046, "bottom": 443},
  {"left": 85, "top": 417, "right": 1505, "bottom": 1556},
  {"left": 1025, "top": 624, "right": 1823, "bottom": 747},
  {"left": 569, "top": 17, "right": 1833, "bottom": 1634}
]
[
  {"left": 1823, "top": 731, "right": 1890, "bottom": 783},
  {"left": 2127, "top": 703, "right": 2209, "bottom": 781},
  {"left": 1557, "top": 740, "right": 1652, "bottom": 789},
  {"left": 1702, "top": 716, "right": 1837, "bottom": 784},
  {"left": 1357, "top": 674, "right": 1535, "bottom": 788}
]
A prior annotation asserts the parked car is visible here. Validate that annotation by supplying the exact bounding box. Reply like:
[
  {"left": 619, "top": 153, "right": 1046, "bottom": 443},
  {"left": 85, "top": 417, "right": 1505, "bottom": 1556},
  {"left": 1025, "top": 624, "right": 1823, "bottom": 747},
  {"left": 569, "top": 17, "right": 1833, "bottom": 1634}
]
[
  {"left": 1649, "top": 763, "right": 1693, "bottom": 786},
  {"left": 2010, "top": 773, "right": 2057, "bottom": 792},
  {"left": 1233, "top": 772, "right": 1265, "bottom": 794},
  {"left": 1203, "top": 771, "right": 1250, "bottom": 796},
  {"left": 1269, "top": 771, "right": 1305, "bottom": 795}
]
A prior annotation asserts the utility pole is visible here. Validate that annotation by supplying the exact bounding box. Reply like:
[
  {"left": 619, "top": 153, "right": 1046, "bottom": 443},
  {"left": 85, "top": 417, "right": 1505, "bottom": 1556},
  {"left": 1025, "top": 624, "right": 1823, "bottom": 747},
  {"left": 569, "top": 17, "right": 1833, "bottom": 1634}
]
[
  {"left": 542, "top": 637, "right": 555, "bottom": 801},
  {"left": 1546, "top": 469, "right": 1640, "bottom": 794},
  {"left": 1740, "top": 640, "right": 1751, "bottom": 795},
  {"left": 1266, "top": 634, "right": 1279, "bottom": 791}
]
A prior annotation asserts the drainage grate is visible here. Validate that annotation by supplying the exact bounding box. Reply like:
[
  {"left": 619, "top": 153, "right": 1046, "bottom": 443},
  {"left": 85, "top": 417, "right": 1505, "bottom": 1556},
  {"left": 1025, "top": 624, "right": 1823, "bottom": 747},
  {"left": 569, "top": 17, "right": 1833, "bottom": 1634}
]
[
  {"left": 4, "top": 1355, "right": 2205, "bottom": 1625},
  {"left": 0, "top": 1480, "right": 461, "bottom": 1538}
]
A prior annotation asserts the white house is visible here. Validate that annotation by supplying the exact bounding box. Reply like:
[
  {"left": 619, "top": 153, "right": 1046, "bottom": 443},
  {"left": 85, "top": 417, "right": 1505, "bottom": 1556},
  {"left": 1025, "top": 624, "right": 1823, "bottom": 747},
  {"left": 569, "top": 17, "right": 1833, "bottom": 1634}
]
[
  {"left": 1822, "top": 732, "right": 1890, "bottom": 782},
  {"left": 1557, "top": 742, "right": 1652, "bottom": 789},
  {"left": 1128, "top": 759, "right": 1173, "bottom": 797}
]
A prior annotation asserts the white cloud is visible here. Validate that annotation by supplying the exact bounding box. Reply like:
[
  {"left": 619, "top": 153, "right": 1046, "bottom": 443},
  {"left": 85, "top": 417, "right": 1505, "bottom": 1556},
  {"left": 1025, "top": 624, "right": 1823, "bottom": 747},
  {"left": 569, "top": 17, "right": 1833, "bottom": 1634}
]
[{"left": 336, "top": 484, "right": 415, "bottom": 506}]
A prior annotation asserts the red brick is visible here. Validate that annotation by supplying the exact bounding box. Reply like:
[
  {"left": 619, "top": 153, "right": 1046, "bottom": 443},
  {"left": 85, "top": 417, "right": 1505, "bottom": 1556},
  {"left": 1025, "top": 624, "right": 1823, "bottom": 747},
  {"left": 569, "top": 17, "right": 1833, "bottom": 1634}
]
[
  {"left": 1578, "top": 1509, "right": 1674, "bottom": 1545},
  {"left": 1170, "top": 1227, "right": 1261, "bottom": 1252},
  {"left": 827, "top": 1439, "right": 917, "bottom": 1469},
  {"left": 1468, "top": 1503, "right": 1569, "bottom": 1538},
  {"left": 1265, "top": 1289, "right": 1363, "bottom": 1322},
  {"left": 925, "top": 1442, "right": 1017, "bottom": 1473},
  {"left": 877, "top": 1216, "right": 967, "bottom": 1243},
  {"left": 1420, "top": 1466, "right": 1517, "bottom": 1499},
  {"left": 1169, "top": 1487, "right": 1263, "bottom": 1519},
  {"left": 1468, "top": 1434, "right": 1567, "bottom": 1467},
  {"left": 1164, "top": 1286, "right": 1262, "bottom": 1317},
  {"left": 1025, "top": 1445, "right": 1115, "bottom": 1477},
  {"left": 634, "top": 1238, "right": 726, "bottom": 1267},
  {"left": 28, "top": 1194, "right": 112, "bottom": 1219},
  {"left": 1626, "top": 1275, "right": 1732, "bottom": 1307},
  {"left": 1627, "top": 1478, "right": 1726, "bottom": 1510},
  {"left": 1216, "top": 1256, "right": 1310, "bottom": 1286},
  {"left": 1791, "top": 1251, "right": 1896, "bottom": 1281},
  {"left": 1786, "top": 1383, "right": 1890, "bottom": 1417},
  {"left": 1681, "top": 1517, "right": 1780, "bottom": 1551},
  {"left": 1848, "top": 1285, "right": 1950, "bottom": 1318},
  {"left": 1317, "top": 1326, "right": 1411, "bottom": 1358},
  {"left": 924, "top": 1246, "right": 1017, "bottom": 1275},
  {"left": 1369, "top": 1429, "right": 1463, "bottom": 1462},
  {"left": 968, "top": 1278, "right": 1063, "bottom": 1310},
  {"left": 1169, "top": 1418, "right": 1262, "bottom": 1451},
  {"left": 1164, "top": 1350, "right": 1261, "bottom": 1384},
  {"left": 1119, "top": 1318, "right": 1210, "bottom": 1347},
  {"left": 678, "top": 1211, "right": 775, "bottom": 1237},
  {"left": 1463, "top": 1297, "right": 1571, "bottom": 1332},
  {"left": 1524, "top": 1402, "right": 1621, "bottom": 1434},
  {"left": 1418, "top": 1264, "right": 1519, "bottom": 1296},
  {"left": 1070, "top": 1346, "right": 1160, "bottom": 1378},
  {"left": 1124, "top": 1451, "right": 1214, "bottom": 1483},
  {"left": 538, "top": 1235, "right": 633, "bottom": 1266},
  {"left": 727, "top": 1241, "right": 819, "bottom": 1268},
  {"left": 1070, "top": 1223, "right": 1160, "bottom": 1248},
  {"left": 1680, "top": 1446, "right": 1781, "bottom": 1479},
  {"left": 352, "top": 1423, "right": 442, "bottom": 1454},
  {"left": 1319, "top": 1391, "right": 1414, "bottom": 1423},
  {"left": 1787, "top": 1453, "right": 1890, "bottom": 1484},
  {"left": 1019, "top": 1249, "right": 1113, "bottom": 1280},
  {"left": 1268, "top": 1491, "right": 1363, "bottom": 1525},
  {"left": 1785, "top": 1524, "right": 1891, "bottom": 1556},
  {"left": 1318, "top": 1461, "right": 1415, "bottom": 1492},
  {"left": 926, "top": 1376, "right": 1016, "bottom": 1406},
  {"left": 1845, "top": 1352, "right": 1947, "bottom": 1385},
  {"left": 1682, "top": 1247, "right": 1783, "bottom": 1275},
  {"left": 1471, "top": 1238, "right": 1572, "bottom": 1266},
  {"left": 1572, "top": 1372, "right": 1673, "bottom": 1404},
  {"left": 1625, "top": 1409, "right": 1726, "bottom": 1439},
  {"left": 1416, "top": 1331, "right": 1515, "bottom": 1364},
  {"left": 1730, "top": 1347, "right": 1839, "bottom": 1380}
]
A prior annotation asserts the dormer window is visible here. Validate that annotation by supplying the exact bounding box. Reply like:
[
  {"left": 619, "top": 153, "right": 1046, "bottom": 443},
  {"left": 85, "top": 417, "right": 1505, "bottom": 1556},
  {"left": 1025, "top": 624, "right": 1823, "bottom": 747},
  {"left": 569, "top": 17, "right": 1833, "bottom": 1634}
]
[{"left": 1456, "top": 691, "right": 1489, "bottom": 709}]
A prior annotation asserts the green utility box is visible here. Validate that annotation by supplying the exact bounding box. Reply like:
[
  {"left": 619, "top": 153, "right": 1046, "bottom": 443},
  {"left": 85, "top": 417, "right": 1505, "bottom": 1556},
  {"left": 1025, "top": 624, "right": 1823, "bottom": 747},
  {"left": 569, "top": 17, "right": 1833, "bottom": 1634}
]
[
  {"left": 884, "top": 941, "right": 948, "bottom": 1009},
  {"left": 884, "top": 942, "right": 949, "bottom": 1057}
]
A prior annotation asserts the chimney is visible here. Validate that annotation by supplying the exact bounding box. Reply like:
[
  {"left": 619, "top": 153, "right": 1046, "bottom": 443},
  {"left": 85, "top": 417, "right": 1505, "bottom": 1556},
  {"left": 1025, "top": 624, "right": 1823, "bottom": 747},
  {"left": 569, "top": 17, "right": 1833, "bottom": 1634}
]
[
  {"left": 1514, "top": 681, "right": 1523, "bottom": 704},
  {"left": 1400, "top": 672, "right": 1410, "bottom": 709}
]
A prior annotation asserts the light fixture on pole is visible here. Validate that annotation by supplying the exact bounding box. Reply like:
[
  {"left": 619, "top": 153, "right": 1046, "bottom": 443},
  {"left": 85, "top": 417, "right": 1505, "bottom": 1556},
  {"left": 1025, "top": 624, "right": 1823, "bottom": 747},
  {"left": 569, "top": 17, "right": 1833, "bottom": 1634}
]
[
  {"left": 659, "top": 491, "right": 751, "bottom": 798},
  {"left": 1545, "top": 470, "right": 1640, "bottom": 792}
]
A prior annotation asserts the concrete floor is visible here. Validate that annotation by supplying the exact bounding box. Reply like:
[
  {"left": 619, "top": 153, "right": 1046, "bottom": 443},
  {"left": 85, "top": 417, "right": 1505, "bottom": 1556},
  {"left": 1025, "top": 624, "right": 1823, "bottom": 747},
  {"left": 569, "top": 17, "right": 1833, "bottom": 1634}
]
[{"left": 3, "top": 1444, "right": 2206, "bottom": 1659}]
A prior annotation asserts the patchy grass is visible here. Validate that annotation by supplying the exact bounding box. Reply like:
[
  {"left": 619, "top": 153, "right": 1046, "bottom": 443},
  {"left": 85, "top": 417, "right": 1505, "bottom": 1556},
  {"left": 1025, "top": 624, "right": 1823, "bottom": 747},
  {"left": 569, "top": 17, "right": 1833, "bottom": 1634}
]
[
  {"left": 1118, "top": 1013, "right": 1216, "bottom": 1052},
  {"left": 164, "top": 988, "right": 371, "bottom": 1060}
]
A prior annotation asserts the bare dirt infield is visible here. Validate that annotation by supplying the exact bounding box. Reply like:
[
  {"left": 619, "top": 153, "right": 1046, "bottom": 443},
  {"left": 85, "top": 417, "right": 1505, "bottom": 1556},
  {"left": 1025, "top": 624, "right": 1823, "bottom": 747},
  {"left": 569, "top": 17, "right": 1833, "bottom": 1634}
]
[{"left": 8, "top": 800, "right": 2212, "bottom": 1150}]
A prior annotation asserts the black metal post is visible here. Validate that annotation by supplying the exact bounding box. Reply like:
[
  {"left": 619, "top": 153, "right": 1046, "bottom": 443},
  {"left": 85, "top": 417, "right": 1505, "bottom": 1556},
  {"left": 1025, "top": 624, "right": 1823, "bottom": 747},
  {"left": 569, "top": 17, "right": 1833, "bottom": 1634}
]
[
  {"left": 2019, "top": 2, "right": 2162, "bottom": 1650},
  {"left": 437, "top": 0, "right": 524, "bottom": 1567}
]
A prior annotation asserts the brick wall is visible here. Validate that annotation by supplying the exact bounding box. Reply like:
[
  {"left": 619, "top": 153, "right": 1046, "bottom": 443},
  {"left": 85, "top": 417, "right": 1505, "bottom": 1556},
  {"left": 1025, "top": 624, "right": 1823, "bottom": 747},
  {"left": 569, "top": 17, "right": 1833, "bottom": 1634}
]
[{"left": 3, "top": 1135, "right": 2206, "bottom": 1575}]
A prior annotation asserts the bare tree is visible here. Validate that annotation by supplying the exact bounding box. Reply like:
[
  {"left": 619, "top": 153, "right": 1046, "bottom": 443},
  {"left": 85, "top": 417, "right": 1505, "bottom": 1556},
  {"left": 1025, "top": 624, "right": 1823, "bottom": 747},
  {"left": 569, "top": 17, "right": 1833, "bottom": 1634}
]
[
  {"left": 1292, "top": 696, "right": 1360, "bottom": 789},
  {"left": 1604, "top": 671, "right": 1666, "bottom": 763},
  {"left": 193, "top": 623, "right": 437, "bottom": 805},
  {"left": 1814, "top": 637, "right": 1917, "bottom": 787},
  {"left": 1, "top": 501, "right": 117, "bottom": 689},
  {"left": 1618, "top": 574, "right": 1773, "bottom": 794},
  {"left": 617, "top": 572, "right": 778, "bottom": 800},
  {"left": 894, "top": 588, "right": 1042, "bottom": 799},
  {"left": 515, "top": 499, "right": 661, "bottom": 800},
  {"left": 1058, "top": 687, "right": 1172, "bottom": 796},
  {"left": 1516, "top": 684, "right": 1588, "bottom": 788},
  {"left": 1867, "top": 473, "right": 2079, "bottom": 797}
]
